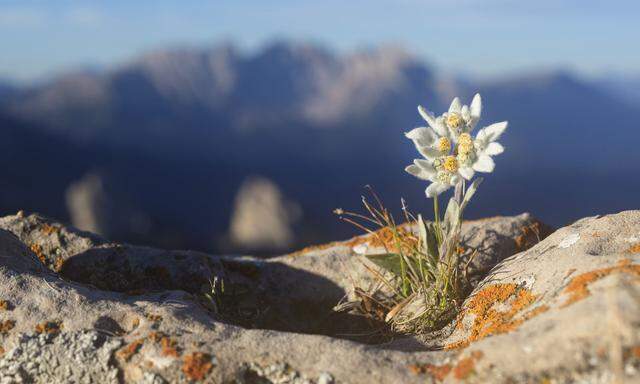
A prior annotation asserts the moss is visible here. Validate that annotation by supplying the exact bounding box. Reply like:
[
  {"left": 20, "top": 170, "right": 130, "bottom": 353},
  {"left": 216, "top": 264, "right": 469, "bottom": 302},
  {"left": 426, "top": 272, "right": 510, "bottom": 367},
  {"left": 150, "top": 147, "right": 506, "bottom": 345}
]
[
  {"left": 35, "top": 320, "right": 63, "bottom": 335},
  {"left": 562, "top": 259, "right": 640, "bottom": 308},
  {"left": 182, "top": 352, "right": 214, "bottom": 381},
  {"left": 116, "top": 339, "right": 144, "bottom": 361},
  {"left": 0, "top": 320, "right": 15, "bottom": 335},
  {"left": 447, "top": 284, "right": 547, "bottom": 349}
]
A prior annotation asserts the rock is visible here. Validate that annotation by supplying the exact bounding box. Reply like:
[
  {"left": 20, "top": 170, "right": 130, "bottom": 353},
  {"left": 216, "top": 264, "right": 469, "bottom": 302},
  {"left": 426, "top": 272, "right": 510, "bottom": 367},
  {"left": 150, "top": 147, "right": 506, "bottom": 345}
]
[
  {"left": 66, "top": 173, "right": 113, "bottom": 237},
  {"left": 2, "top": 210, "right": 638, "bottom": 382},
  {"left": 228, "top": 176, "right": 301, "bottom": 252}
]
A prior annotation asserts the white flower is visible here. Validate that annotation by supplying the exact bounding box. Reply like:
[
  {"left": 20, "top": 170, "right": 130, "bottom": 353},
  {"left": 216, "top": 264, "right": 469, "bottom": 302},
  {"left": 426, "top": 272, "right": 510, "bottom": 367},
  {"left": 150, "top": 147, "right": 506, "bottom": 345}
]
[
  {"left": 437, "top": 94, "right": 482, "bottom": 141},
  {"left": 405, "top": 158, "right": 461, "bottom": 198},
  {"left": 404, "top": 93, "right": 507, "bottom": 196},
  {"left": 456, "top": 121, "right": 508, "bottom": 180}
]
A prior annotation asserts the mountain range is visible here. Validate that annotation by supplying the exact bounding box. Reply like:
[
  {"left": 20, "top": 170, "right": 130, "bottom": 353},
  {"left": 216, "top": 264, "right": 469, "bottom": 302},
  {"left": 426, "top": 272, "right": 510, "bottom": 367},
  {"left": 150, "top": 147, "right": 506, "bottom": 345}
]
[{"left": 1, "top": 41, "right": 639, "bottom": 252}]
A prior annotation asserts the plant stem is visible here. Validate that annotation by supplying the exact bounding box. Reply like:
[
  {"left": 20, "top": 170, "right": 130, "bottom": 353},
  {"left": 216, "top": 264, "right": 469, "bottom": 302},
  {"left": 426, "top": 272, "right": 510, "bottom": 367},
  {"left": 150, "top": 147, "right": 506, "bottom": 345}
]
[{"left": 433, "top": 195, "right": 442, "bottom": 243}]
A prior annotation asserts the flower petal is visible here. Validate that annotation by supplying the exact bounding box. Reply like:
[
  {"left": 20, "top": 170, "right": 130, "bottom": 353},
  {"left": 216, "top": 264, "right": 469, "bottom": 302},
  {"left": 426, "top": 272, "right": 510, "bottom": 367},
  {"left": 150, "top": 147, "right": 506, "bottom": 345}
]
[
  {"left": 484, "top": 141, "right": 504, "bottom": 156},
  {"left": 426, "top": 182, "right": 450, "bottom": 198},
  {"left": 483, "top": 121, "right": 508, "bottom": 142},
  {"left": 417, "top": 106, "right": 438, "bottom": 127},
  {"left": 405, "top": 127, "right": 437, "bottom": 146},
  {"left": 432, "top": 116, "right": 449, "bottom": 137},
  {"left": 449, "top": 97, "right": 461, "bottom": 113},
  {"left": 414, "top": 159, "right": 436, "bottom": 176},
  {"left": 473, "top": 154, "right": 496, "bottom": 173},
  {"left": 405, "top": 164, "right": 431, "bottom": 181},
  {"left": 417, "top": 146, "right": 442, "bottom": 160},
  {"left": 470, "top": 93, "right": 482, "bottom": 123},
  {"left": 458, "top": 166, "right": 475, "bottom": 180}
]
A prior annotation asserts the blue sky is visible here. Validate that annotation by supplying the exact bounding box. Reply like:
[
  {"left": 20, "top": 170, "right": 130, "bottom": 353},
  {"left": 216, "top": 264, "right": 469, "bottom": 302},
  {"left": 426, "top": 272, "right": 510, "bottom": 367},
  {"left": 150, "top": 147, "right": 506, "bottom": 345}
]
[{"left": 1, "top": 0, "right": 639, "bottom": 82}]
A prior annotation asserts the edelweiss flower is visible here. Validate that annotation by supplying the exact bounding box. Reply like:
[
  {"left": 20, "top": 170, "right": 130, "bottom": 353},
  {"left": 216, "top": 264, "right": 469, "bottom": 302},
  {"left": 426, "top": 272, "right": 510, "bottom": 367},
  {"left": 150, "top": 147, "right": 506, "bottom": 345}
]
[
  {"left": 458, "top": 121, "right": 507, "bottom": 179},
  {"left": 405, "top": 94, "right": 507, "bottom": 196},
  {"left": 405, "top": 158, "right": 462, "bottom": 198}
]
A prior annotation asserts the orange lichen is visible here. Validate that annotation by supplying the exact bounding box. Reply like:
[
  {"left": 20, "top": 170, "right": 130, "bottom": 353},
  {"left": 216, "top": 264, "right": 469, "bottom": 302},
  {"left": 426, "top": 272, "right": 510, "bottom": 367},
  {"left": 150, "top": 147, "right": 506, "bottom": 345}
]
[
  {"left": 182, "top": 352, "right": 214, "bottom": 381},
  {"left": 514, "top": 222, "right": 548, "bottom": 251},
  {"left": 453, "top": 351, "right": 484, "bottom": 380},
  {"left": 148, "top": 331, "right": 180, "bottom": 357},
  {"left": 345, "top": 224, "right": 418, "bottom": 254},
  {"left": 0, "top": 346, "right": 4, "bottom": 356},
  {"left": 30, "top": 244, "right": 47, "bottom": 264},
  {"left": 446, "top": 283, "right": 547, "bottom": 349},
  {"left": 116, "top": 338, "right": 145, "bottom": 361},
  {"left": 626, "top": 243, "right": 640, "bottom": 254},
  {"left": 0, "top": 320, "right": 15, "bottom": 334},
  {"left": 287, "top": 241, "right": 343, "bottom": 257},
  {"left": 632, "top": 346, "right": 640, "bottom": 359},
  {"left": 562, "top": 259, "right": 640, "bottom": 308},
  {"left": 54, "top": 256, "right": 65, "bottom": 272},
  {"left": 41, "top": 224, "right": 59, "bottom": 236},
  {"left": 146, "top": 313, "right": 163, "bottom": 323},
  {"left": 408, "top": 363, "right": 452, "bottom": 381},
  {"left": 35, "top": 320, "right": 63, "bottom": 335},
  {"left": 0, "top": 300, "right": 10, "bottom": 311},
  {"left": 409, "top": 351, "right": 483, "bottom": 381}
]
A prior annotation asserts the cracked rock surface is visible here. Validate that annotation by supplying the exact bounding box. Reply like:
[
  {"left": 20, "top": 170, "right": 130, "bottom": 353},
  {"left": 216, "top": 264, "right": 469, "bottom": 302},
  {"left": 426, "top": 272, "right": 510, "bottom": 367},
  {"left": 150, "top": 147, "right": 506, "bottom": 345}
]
[{"left": 1, "top": 210, "right": 639, "bottom": 383}]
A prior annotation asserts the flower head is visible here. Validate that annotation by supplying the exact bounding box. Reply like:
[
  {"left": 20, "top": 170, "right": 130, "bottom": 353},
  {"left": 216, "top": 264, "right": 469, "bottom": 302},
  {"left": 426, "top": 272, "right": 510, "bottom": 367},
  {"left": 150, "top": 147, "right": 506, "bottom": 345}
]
[{"left": 405, "top": 93, "right": 507, "bottom": 196}]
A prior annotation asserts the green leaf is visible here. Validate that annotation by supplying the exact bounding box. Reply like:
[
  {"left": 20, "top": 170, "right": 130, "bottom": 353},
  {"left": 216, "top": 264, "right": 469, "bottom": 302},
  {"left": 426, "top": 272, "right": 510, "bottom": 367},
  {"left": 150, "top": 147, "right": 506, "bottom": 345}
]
[
  {"left": 425, "top": 222, "right": 440, "bottom": 259},
  {"left": 461, "top": 178, "right": 483, "bottom": 211},
  {"left": 365, "top": 253, "right": 404, "bottom": 277},
  {"left": 443, "top": 198, "right": 460, "bottom": 232}
]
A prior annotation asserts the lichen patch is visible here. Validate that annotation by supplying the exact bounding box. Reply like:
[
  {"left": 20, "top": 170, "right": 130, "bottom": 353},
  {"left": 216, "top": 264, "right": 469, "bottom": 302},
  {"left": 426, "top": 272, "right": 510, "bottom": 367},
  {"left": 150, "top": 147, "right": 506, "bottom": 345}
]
[
  {"left": 116, "top": 338, "right": 145, "bottom": 362},
  {"left": 446, "top": 284, "right": 547, "bottom": 349},
  {"left": 561, "top": 259, "right": 640, "bottom": 308},
  {"left": 409, "top": 351, "right": 483, "bottom": 381},
  {"left": 0, "top": 320, "right": 15, "bottom": 334},
  {"left": 182, "top": 352, "right": 214, "bottom": 381},
  {"left": 35, "top": 320, "right": 63, "bottom": 335},
  {"left": 626, "top": 243, "right": 640, "bottom": 254},
  {"left": 0, "top": 300, "right": 11, "bottom": 311},
  {"left": 408, "top": 362, "right": 452, "bottom": 381}
]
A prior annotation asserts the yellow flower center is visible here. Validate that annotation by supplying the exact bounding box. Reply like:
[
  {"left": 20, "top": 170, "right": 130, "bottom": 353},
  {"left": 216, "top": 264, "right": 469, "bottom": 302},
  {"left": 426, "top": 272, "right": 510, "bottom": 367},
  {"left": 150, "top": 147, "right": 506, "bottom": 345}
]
[
  {"left": 456, "top": 133, "right": 474, "bottom": 155},
  {"left": 458, "top": 141, "right": 473, "bottom": 155},
  {"left": 443, "top": 156, "right": 458, "bottom": 172},
  {"left": 436, "top": 171, "right": 452, "bottom": 184},
  {"left": 458, "top": 133, "right": 472, "bottom": 145},
  {"left": 437, "top": 137, "right": 451, "bottom": 152},
  {"left": 446, "top": 113, "right": 463, "bottom": 129}
]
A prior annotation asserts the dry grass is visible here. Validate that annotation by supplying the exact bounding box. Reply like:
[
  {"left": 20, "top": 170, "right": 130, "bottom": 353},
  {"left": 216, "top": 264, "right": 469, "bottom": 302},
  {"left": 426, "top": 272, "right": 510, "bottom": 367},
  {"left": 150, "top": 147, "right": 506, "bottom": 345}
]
[{"left": 335, "top": 188, "right": 474, "bottom": 334}]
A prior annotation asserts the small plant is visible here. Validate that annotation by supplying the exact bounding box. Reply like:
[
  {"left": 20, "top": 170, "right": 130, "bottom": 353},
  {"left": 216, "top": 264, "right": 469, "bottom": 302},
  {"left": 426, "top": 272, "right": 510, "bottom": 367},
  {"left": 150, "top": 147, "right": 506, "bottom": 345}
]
[
  {"left": 336, "top": 94, "right": 507, "bottom": 333},
  {"left": 204, "top": 276, "right": 226, "bottom": 314}
]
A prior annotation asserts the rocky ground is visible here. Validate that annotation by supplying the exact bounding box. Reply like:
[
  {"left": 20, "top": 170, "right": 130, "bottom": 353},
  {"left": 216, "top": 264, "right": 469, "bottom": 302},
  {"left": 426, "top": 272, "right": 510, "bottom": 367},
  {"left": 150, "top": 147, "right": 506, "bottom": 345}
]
[{"left": 0, "top": 210, "right": 639, "bottom": 383}]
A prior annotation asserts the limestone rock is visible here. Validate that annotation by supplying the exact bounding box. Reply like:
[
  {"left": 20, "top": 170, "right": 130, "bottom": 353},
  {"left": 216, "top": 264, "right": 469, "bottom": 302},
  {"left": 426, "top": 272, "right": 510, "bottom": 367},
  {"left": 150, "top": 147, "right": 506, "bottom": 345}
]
[
  {"left": 1, "top": 210, "right": 638, "bottom": 383},
  {"left": 228, "top": 176, "right": 301, "bottom": 252},
  {"left": 66, "top": 173, "right": 113, "bottom": 237}
]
